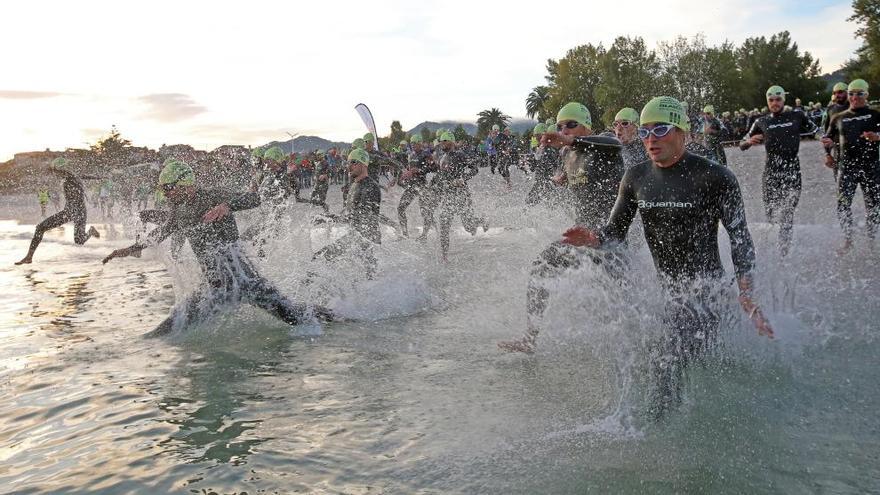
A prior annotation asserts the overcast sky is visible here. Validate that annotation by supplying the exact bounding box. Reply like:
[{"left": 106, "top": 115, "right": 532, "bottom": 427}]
[{"left": 0, "top": 0, "right": 860, "bottom": 161}]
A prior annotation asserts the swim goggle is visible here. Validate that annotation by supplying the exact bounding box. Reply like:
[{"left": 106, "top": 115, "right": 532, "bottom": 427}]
[{"left": 637, "top": 124, "right": 675, "bottom": 139}]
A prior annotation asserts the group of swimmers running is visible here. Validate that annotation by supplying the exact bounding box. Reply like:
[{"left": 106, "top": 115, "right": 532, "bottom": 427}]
[{"left": 14, "top": 78, "right": 880, "bottom": 418}]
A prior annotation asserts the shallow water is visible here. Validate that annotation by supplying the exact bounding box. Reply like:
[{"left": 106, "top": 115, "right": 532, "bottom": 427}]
[{"left": 1, "top": 142, "right": 879, "bottom": 494}]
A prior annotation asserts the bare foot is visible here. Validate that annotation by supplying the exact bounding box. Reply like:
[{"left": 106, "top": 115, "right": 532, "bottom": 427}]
[
  {"left": 482, "top": 220, "right": 490, "bottom": 233},
  {"left": 88, "top": 226, "right": 100, "bottom": 239},
  {"left": 498, "top": 337, "right": 536, "bottom": 354},
  {"left": 837, "top": 240, "right": 852, "bottom": 256},
  {"left": 14, "top": 257, "right": 32, "bottom": 265}
]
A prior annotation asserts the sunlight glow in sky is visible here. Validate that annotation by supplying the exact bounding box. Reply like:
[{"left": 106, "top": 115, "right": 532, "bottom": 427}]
[{"left": 0, "top": 0, "right": 859, "bottom": 161}]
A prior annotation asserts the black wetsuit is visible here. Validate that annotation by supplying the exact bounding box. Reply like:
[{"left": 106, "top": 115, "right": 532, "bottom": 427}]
[
  {"left": 826, "top": 107, "right": 880, "bottom": 242},
  {"left": 134, "top": 189, "right": 312, "bottom": 335},
  {"left": 434, "top": 149, "right": 485, "bottom": 257},
  {"left": 398, "top": 148, "right": 436, "bottom": 237},
  {"left": 702, "top": 117, "right": 727, "bottom": 166},
  {"left": 313, "top": 176, "right": 381, "bottom": 278},
  {"left": 309, "top": 160, "right": 330, "bottom": 212},
  {"left": 20, "top": 169, "right": 97, "bottom": 261},
  {"left": 561, "top": 135, "right": 625, "bottom": 228},
  {"left": 526, "top": 146, "right": 560, "bottom": 205},
  {"left": 599, "top": 152, "right": 756, "bottom": 417},
  {"left": 745, "top": 110, "right": 818, "bottom": 253},
  {"left": 526, "top": 136, "right": 625, "bottom": 346}
]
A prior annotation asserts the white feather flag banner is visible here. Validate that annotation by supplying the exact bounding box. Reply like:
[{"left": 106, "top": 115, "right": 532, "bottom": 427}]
[{"left": 355, "top": 103, "right": 380, "bottom": 150}]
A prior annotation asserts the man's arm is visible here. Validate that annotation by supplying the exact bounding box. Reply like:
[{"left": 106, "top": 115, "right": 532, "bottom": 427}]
[
  {"left": 562, "top": 168, "right": 638, "bottom": 247},
  {"left": 103, "top": 216, "right": 176, "bottom": 264},
  {"left": 719, "top": 171, "right": 773, "bottom": 338},
  {"left": 739, "top": 120, "right": 763, "bottom": 150}
]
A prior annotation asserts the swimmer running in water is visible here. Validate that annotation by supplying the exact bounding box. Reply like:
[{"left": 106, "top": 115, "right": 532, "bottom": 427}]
[
  {"left": 102, "top": 159, "right": 333, "bottom": 336},
  {"left": 16, "top": 157, "right": 101, "bottom": 265}
]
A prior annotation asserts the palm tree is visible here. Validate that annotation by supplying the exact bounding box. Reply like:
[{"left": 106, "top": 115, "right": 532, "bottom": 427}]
[
  {"left": 525, "top": 86, "right": 549, "bottom": 119},
  {"left": 476, "top": 108, "right": 511, "bottom": 135}
]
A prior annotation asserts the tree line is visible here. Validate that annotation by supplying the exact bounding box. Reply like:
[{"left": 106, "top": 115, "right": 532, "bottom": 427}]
[{"left": 526, "top": 31, "right": 827, "bottom": 130}]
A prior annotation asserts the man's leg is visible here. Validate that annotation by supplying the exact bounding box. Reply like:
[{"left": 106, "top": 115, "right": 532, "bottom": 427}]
[
  {"left": 649, "top": 290, "right": 720, "bottom": 420},
  {"left": 836, "top": 165, "right": 860, "bottom": 247},
  {"left": 248, "top": 276, "right": 333, "bottom": 325},
  {"left": 15, "top": 210, "right": 71, "bottom": 264},
  {"left": 861, "top": 165, "right": 880, "bottom": 241},
  {"left": 777, "top": 172, "right": 802, "bottom": 256},
  {"left": 144, "top": 288, "right": 216, "bottom": 338},
  {"left": 397, "top": 187, "right": 417, "bottom": 237}
]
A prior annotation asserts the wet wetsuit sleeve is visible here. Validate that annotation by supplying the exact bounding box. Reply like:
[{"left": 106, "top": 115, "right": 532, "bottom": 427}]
[
  {"left": 719, "top": 172, "right": 756, "bottom": 278},
  {"left": 571, "top": 135, "right": 623, "bottom": 152},
  {"left": 598, "top": 169, "right": 638, "bottom": 243},
  {"left": 747, "top": 119, "right": 763, "bottom": 137},
  {"left": 225, "top": 191, "right": 261, "bottom": 211},
  {"left": 134, "top": 216, "right": 178, "bottom": 249},
  {"left": 826, "top": 114, "right": 842, "bottom": 155},
  {"left": 799, "top": 112, "right": 819, "bottom": 136}
]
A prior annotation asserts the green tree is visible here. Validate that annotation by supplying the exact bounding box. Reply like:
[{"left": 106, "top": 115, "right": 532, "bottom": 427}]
[
  {"left": 543, "top": 43, "right": 606, "bottom": 128},
  {"left": 419, "top": 126, "right": 433, "bottom": 143},
  {"left": 389, "top": 120, "right": 407, "bottom": 145},
  {"left": 525, "top": 85, "right": 550, "bottom": 120},
  {"left": 595, "top": 36, "right": 660, "bottom": 126},
  {"left": 452, "top": 124, "right": 469, "bottom": 143},
  {"left": 736, "top": 31, "right": 824, "bottom": 107},
  {"left": 90, "top": 125, "right": 131, "bottom": 156},
  {"left": 843, "top": 0, "right": 880, "bottom": 83},
  {"left": 476, "top": 108, "right": 511, "bottom": 136}
]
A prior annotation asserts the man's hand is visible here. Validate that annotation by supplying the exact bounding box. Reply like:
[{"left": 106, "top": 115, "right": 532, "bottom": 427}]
[
  {"left": 738, "top": 293, "right": 774, "bottom": 339},
  {"left": 540, "top": 132, "right": 575, "bottom": 149},
  {"left": 821, "top": 136, "right": 834, "bottom": 148},
  {"left": 561, "top": 226, "right": 599, "bottom": 247},
  {"left": 102, "top": 246, "right": 143, "bottom": 264},
  {"left": 551, "top": 174, "right": 567, "bottom": 186},
  {"left": 748, "top": 134, "right": 764, "bottom": 146},
  {"left": 202, "top": 203, "right": 230, "bottom": 223},
  {"left": 824, "top": 154, "right": 836, "bottom": 169},
  {"left": 862, "top": 131, "right": 880, "bottom": 142}
]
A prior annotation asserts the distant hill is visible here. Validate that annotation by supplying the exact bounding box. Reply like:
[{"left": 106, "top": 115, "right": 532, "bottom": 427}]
[
  {"left": 263, "top": 135, "right": 349, "bottom": 153},
  {"left": 408, "top": 118, "right": 538, "bottom": 136}
]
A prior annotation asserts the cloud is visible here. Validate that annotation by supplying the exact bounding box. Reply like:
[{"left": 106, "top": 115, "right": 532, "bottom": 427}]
[
  {"left": 0, "top": 90, "right": 65, "bottom": 99},
  {"left": 138, "top": 93, "right": 207, "bottom": 122}
]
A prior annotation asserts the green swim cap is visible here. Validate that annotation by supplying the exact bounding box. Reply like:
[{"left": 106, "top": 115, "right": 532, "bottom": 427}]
[
  {"left": 158, "top": 159, "right": 195, "bottom": 186},
  {"left": 352, "top": 138, "right": 366, "bottom": 150},
  {"left": 702, "top": 105, "right": 714, "bottom": 115},
  {"left": 400, "top": 139, "right": 408, "bottom": 146},
  {"left": 722, "top": 111, "right": 730, "bottom": 118},
  {"left": 849, "top": 79, "right": 869, "bottom": 92},
  {"left": 556, "top": 102, "right": 592, "bottom": 129},
  {"left": 491, "top": 124, "right": 500, "bottom": 132},
  {"left": 51, "top": 157, "right": 67, "bottom": 168},
  {"left": 439, "top": 131, "right": 455, "bottom": 142},
  {"left": 436, "top": 128, "right": 445, "bottom": 137},
  {"left": 533, "top": 123, "right": 547, "bottom": 134},
  {"left": 833, "top": 82, "right": 849, "bottom": 92},
  {"left": 614, "top": 107, "right": 640, "bottom": 124},
  {"left": 545, "top": 118, "right": 555, "bottom": 126},
  {"left": 410, "top": 134, "right": 423, "bottom": 144},
  {"left": 263, "top": 146, "right": 285, "bottom": 162},
  {"left": 363, "top": 132, "right": 374, "bottom": 142},
  {"left": 640, "top": 96, "right": 690, "bottom": 131},
  {"left": 251, "top": 147, "right": 265, "bottom": 159},
  {"left": 766, "top": 85, "right": 786, "bottom": 99},
  {"left": 347, "top": 148, "right": 370, "bottom": 166}
]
